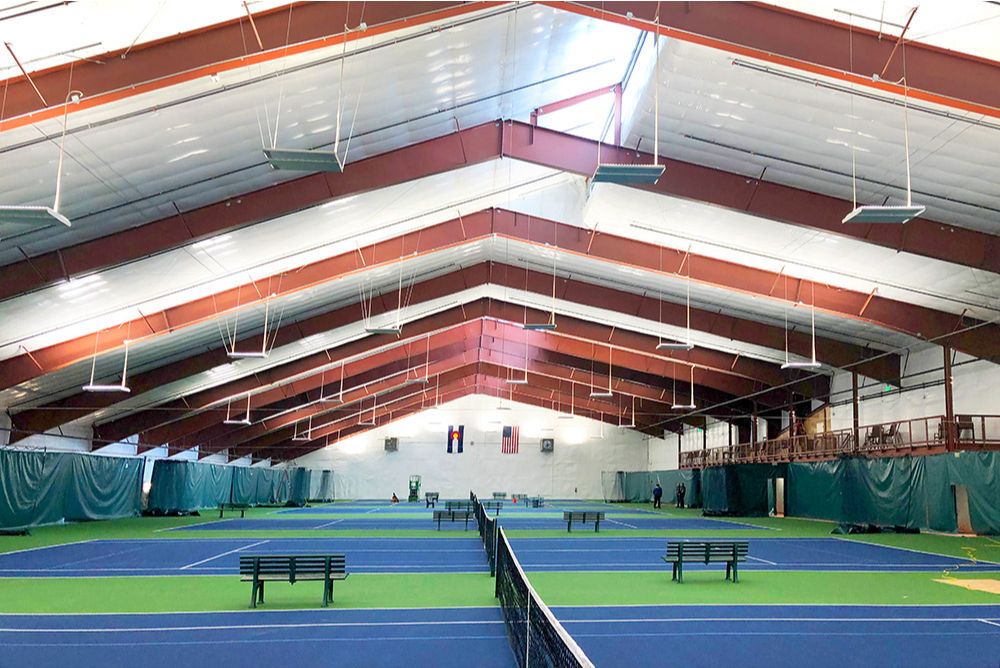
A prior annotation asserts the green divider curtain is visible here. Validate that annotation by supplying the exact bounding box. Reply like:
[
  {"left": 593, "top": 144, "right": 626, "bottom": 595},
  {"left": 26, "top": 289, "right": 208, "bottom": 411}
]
[
  {"left": 786, "top": 452, "right": 999, "bottom": 535},
  {"left": 147, "top": 459, "right": 233, "bottom": 513},
  {"left": 622, "top": 470, "right": 700, "bottom": 506},
  {"left": 701, "top": 464, "right": 784, "bottom": 517},
  {"left": 0, "top": 449, "right": 142, "bottom": 530},
  {"left": 289, "top": 468, "right": 311, "bottom": 506}
]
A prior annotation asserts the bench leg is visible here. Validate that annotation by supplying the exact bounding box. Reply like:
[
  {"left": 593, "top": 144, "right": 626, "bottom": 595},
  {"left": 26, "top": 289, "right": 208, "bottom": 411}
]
[
  {"left": 594, "top": 519, "right": 599, "bottom": 533},
  {"left": 677, "top": 562, "right": 683, "bottom": 583},
  {"left": 240, "top": 507, "right": 246, "bottom": 518},
  {"left": 672, "top": 563, "right": 677, "bottom": 581},
  {"left": 726, "top": 562, "right": 731, "bottom": 581},
  {"left": 259, "top": 581, "right": 265, "bottom": 604},
  {"left": 437, "top": 517, "right": 441, "bottom": 531},
  {"left": 323, "top": 579, "right": 332, "bottom": 607},
  {"left": 732, "top": 561, "right": 739, "bottom": 583},
  {"left": 250, "top": 580, "right": 258, "bottom": 608},
  {"left": 567, "top": 520, "right": 572, "bottom": 533}
]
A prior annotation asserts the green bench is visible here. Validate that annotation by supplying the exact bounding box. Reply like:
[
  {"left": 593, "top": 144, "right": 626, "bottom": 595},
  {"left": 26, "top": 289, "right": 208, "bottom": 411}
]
[
  {"left": 492, "top": 492, "right": 507, "bottom": 500},
  {"left": 425, "top": 492, "right": 440, "bottom": 508},
  {"left": 482, "top": 500, "right": 504, "bottom": 516},
  {"left": 445, "top": 500, "right": 474, "bottom": 511},
  {"left": 239, "top": 554, "right": 348, "bottom": 608},
  {"left": 219, "top": 502, "right": 250, "bottom": 518},
  {"left": 433, "top": 509, "right": 473, "bottom": 530},
  {"left": 564, "top": 511, "right": 604, "bottom": 532},
  {"left": 662, "top": 541, "right": 749, "bottom": 583}
]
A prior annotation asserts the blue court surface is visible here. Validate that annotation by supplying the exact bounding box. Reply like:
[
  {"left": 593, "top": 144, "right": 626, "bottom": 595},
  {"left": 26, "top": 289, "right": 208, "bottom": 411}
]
[
  {"left": 509, "top": 537, "right": 1000, "bottom": 572},
  {"left": 0, "top": 537, "right": 489, "bottom": 576},
  {"left": 0, "top": 607, "right": 515, "bottom": 668},
  {"left": 1, "top": 536, "right": 994, "bottom": 577},
  {"left": 555, "top": 604, "right": 1000, "bottom": 668},
  {"left": 171, "top": 516, "right": 765, "bottom": 531}
]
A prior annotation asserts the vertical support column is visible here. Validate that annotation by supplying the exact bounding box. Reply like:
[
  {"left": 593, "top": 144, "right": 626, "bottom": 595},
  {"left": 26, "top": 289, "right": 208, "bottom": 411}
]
[
  {"left": 702, "top": 422, "right": 707, "bottom": 464},
  {"left": 751, "top": 402, "right": 758, "bottom": 445},
  {"left": 943, "top": 343, "right": 955, "bottom": 451},
  {"left": 851, "top": 371, "right": 860, "bottom": 452},
  {"left": 613, "top": 82, "right": 623, "bottom": 146}
]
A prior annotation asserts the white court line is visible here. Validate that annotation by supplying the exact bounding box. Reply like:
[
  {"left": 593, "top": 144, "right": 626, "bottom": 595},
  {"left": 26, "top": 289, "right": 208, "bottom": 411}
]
[
  {"left": 979, "top": 619, "right": 1000, "bottom": 629},
  {"left": 313, "top": 519, "right": 346, "bottom": 529},
  {"left": 747, "top": 555, "right": 779, "bottom": 565},
  {"left": 831, "top": 537, "right": 1000, "bottom": 566},
  {"left": 606, "top": 519, "right": 639, "bottom": 529},
  {"left": 179, "top": 540, "right": 269, "bottom": 570},
  {"left": 0, "top": 540, "right": 99, "bottom": 557},
  {"left": 0, "top": 619, "right": 505, "bottom": 633},
  {"left": 559, "top": 616, "right": 999, "bottom": 624}
]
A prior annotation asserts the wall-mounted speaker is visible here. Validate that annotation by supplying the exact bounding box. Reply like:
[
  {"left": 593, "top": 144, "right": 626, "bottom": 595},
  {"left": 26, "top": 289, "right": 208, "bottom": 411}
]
[
  {"left": 384, "top": 437, "right": 398, "bottom": 452},
  {"left": 540, "top": 438, "right": 554, "bottom": 453}
]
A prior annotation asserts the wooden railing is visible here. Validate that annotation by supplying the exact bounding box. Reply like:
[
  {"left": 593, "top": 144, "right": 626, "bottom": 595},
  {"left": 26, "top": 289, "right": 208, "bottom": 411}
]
[{"left": 680, "top": 414, "right": 1000, "bottom": 468}]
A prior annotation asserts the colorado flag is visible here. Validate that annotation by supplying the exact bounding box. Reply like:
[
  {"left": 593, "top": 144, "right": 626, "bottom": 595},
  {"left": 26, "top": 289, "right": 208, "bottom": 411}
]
[{"left": 447, "top": 425, "right": 464, "bottom": 454}]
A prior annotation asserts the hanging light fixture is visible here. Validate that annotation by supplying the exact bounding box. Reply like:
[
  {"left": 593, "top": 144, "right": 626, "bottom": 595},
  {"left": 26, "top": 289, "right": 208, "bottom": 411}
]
[
  {"left": 319, "top": 364, "right": 346, "bottom": 403},
  {"left": 291, "top": 415, "right": 313, "bottom": 441},
  {"left": 657, "top": 246, "right": 694, "bottom": 351},
  {"left": 618, "top": 395, "right": 637, "bottom": 428},
  {"left": 524, "top": 243, "right": 558, "bottom": 331},
  {"left": 590, "top": 345, "right": 614, "bottom": 398},
  {"left": 0, "top": 89, "right": 81, "bottom": 231},
  {"left": 842, "top": 31, "right": 924, "bottom": 224},
  {"left": 223, "top": 395, "right": 252, "bottom": 425},
  {"left": 364, "top": 262, "right": 405, "bottom": 335},
  {"left": 263, "top": 19, "right": 361, "bottom": 172},
  {"left": 782, "top": 280, "right": 822, "bottom": 370},
  {"left": 358, "top": 393, "right": 377, "bottom": 426},
  {"left": 592, "top": 25, "right": 665, "bottom": 185},
  {"left": 671, "top": 364, "right": 696, "bottom": 410},
  {"left": 558, "top": 382, "right": 575, "bottom": 419},
  {"left": 82, "top": 334, "right": 131, "bottom": 393}
]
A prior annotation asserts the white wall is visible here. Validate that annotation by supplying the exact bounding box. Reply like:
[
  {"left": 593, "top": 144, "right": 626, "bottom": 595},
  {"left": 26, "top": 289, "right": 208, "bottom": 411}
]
[
  {"left": 292, "top": 394, "right": 649, "bottom": 498},
  {"left": 829, "top": 346, "right": 1000, "bottom": 432}
]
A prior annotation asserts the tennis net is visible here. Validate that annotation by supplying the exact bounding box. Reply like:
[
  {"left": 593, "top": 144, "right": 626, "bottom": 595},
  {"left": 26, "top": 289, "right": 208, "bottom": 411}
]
[{"left": 494, "top": 526, "right": 594, "bottom": 668}]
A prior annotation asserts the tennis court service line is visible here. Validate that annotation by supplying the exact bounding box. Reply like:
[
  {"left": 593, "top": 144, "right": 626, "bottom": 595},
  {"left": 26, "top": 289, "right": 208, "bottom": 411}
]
[
  {"left": 179, "top": 540, "right": 270, "bottom": 570},
  {"left": 747, "top": 555, "right": 779, "bottom": 565},
  {"left": 979, "top": 619, "right": 1000, "bottom": 628},
  {"left": 605, "top": 519, "right": 639, "bottom": 529},
  {"left": 0, "top": 620, "right": 507, "bottom": 633}
]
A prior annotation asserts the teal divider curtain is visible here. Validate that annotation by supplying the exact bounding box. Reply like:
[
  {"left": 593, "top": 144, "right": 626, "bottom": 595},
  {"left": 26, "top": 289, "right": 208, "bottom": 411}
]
[
  {"left": 147, "top": 460, "right": 233, "bottom": 513},
  {"left": 289, "top": 468, "right": 311, "bottom": 506},
  {"left": 622, "top": 470, "right": 700, "bottom": 506},
  {"left": 701, "top": 464, "right": 784, "bottom": 517},
  {"left": 230, "top": 467, "right": 292, "bottom": 506},
  {"left": 786, "top": 452, "right": 999, "bottom": 535},
  {"left": 0, "top": 449, "right": 142, "bottom": 530}
]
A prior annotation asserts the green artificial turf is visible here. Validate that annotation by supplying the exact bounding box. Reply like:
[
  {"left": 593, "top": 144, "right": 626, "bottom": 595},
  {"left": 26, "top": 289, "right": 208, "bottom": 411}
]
[
  {"left": 0, "top": 573, "right": 497, "bottom": 614},
  {"left": 528, "top": 570, "right": 1000, "bottom": 607}
]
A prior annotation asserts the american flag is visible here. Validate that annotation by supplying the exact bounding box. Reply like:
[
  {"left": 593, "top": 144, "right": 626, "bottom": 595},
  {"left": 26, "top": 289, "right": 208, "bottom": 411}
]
[{"left": 502, "top": 425, "right": 519, "bottom": 454}]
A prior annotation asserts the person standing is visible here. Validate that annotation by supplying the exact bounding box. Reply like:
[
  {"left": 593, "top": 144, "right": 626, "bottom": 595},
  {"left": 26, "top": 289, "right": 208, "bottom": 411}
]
[
  {"left": 677, "top": 482, "right": 687, "bottom": 509},
  {"left": 652, "top": 483, "right": 663, "bottom": 509}
]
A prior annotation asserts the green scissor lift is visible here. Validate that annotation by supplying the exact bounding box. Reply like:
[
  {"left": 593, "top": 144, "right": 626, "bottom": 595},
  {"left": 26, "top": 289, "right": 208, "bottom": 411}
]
[{"left": 408, "top": 475, "right": 421, "bottom": 502}]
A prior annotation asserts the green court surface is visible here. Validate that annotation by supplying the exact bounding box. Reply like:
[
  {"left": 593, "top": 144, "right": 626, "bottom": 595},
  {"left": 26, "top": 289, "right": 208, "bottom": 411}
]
[
  {"left": 528, "top": 570, "right": 1000, "bottom": 607},
  {"left": 0, "top": 573, "right": 496, "bottom": 614}
]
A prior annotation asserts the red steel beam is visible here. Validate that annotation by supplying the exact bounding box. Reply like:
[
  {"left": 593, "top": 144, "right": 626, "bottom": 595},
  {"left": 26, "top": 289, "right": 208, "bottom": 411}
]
[
  {"left": 7, "top": 202, "right": 972, "bottom": 396},
  {"left": 0, "top": 2, "right": 497, "bottom": 128},
  {"left": 197, "top": 327, "right": 744, "bottom": 456},
  {"left": 545, "top": 1, "right": 1000, "bottom": 117},
  {"left": 3, "top": 118, "right": 997, "bottom": 305},
  {"left": 91, "top": 307, "right": 774, "bottom": 448},
  {"left": 241, "top": 364, "right": 671, "bottom": 461},
  {"left": 8, "top": 256, "right": 890, "bottom": 441}
]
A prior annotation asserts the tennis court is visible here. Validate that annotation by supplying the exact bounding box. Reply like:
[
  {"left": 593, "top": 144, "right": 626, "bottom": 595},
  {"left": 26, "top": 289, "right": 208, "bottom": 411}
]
[
  {"left": 555, "top": 604, "right": 1000, "bottom": 668},
  {"left": 0, "top": 607, "right": 514, "bottom": 668},
  {"left": 1, "top": 535, "right": 994, "bottom": 577}
]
